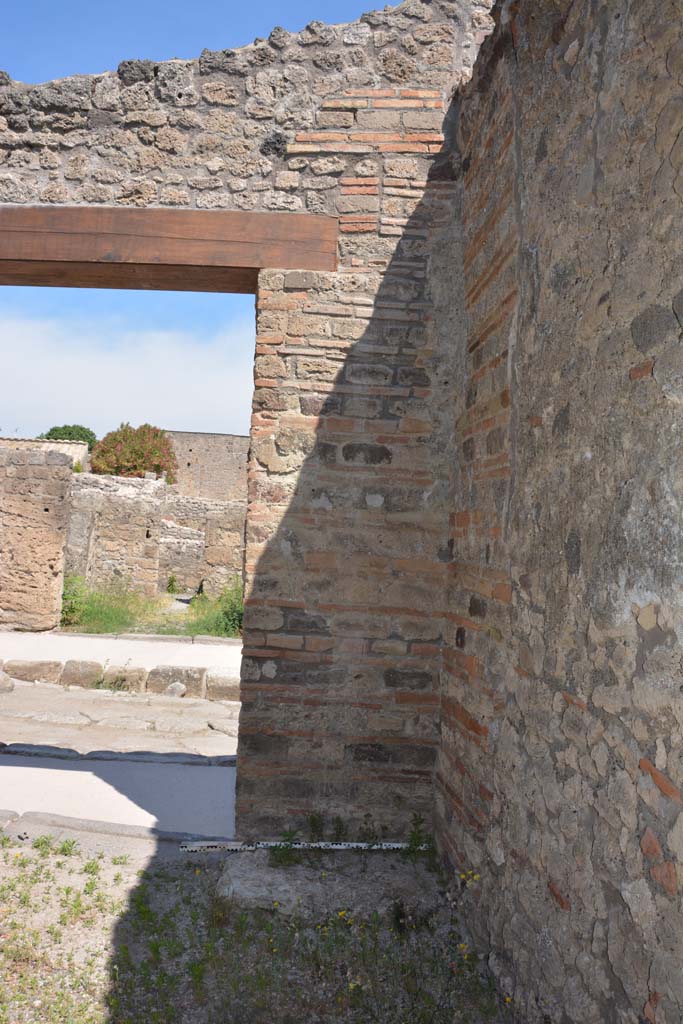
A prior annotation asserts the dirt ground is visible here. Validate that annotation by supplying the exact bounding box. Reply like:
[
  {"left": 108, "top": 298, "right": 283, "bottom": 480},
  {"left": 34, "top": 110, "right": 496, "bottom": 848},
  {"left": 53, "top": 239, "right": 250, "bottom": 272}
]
[{"left": 0, "top": 821, "right": 514, "bottom": 1024}]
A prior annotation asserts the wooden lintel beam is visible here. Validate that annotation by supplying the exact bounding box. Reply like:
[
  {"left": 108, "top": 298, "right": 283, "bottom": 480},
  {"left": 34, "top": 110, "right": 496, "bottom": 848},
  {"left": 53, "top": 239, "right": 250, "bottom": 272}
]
[{"left": 0, "top": 206, "right": 339, "bottom": 293}]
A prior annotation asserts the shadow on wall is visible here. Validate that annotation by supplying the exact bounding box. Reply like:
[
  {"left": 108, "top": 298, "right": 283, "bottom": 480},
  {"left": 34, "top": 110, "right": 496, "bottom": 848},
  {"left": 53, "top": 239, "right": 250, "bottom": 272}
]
[
  {"left": 235, "top": 124, "right": 467, "bottom": 838},
  {"left": 77, "top": 121, "right": 466, "bottom": 1019}
]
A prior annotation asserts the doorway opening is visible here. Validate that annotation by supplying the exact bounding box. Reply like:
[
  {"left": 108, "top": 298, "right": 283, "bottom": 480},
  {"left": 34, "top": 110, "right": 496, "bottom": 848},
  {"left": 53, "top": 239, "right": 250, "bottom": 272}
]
[
  {"left": 0, "top": 202, "right": 338, "bottom": 839},
  {"left": 1, "top": 283, "right": 255, "bottom": 837}
]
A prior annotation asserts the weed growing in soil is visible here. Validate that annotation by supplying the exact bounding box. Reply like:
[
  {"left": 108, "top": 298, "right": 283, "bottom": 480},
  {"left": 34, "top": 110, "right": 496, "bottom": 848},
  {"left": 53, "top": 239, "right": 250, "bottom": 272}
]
[{"left": 0, "top": 829, "right": 512, "bottom": 1024}]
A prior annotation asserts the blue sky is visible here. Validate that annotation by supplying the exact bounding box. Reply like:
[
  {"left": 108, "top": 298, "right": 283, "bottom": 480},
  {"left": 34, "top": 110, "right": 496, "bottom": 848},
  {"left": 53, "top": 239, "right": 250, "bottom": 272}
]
[{"left": 1, "top": 0, "right": 372, "bottom": 439}]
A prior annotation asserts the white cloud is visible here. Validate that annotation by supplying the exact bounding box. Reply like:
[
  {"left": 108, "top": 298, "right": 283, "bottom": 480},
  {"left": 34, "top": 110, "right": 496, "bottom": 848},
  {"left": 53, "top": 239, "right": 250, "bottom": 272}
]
[{"left": 0, "top": 312, "right": 256, "bottom": 440}]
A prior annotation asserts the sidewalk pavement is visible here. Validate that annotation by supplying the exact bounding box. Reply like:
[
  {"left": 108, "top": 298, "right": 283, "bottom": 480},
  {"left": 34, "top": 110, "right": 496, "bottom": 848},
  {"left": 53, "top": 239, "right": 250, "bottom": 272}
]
[{"left": 0, "top": 631, "right": 242, "bottom": 672}]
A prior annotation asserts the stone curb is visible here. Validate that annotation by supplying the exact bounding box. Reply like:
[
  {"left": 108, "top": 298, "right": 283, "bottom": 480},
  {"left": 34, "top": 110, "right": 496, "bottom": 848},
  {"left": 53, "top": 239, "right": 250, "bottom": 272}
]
[
  {"left": 0, "top": 742, "right": 237, "bottom": 768},
  {"left": 7, "top": 811, "right": 234, "bottom": 845},
  {"left": 0, "top": 658, "right": 241, "bottom": 703},
  {"left": 118, "top": 633, "right": 194, "bottom": 644},
  {"left": 53, "top": 631, "right": 243, "bottom": 647}
]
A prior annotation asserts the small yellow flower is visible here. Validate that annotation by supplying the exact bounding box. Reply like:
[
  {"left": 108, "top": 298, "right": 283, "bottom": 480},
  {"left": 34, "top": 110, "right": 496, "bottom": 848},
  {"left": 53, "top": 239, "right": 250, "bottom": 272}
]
[
  {"left": 195, "top": 868, "right": 201, "bottom": 875},
  {"left": 273, "top": 901, "right": 279, "bottom": 907},
  {"left": 505, "top": 996, "right": 512, "bottom": 1004},
  {"left": 473, "top": 874, "right": 481, "bottom": 881},
  {"left": 338, "top": 910, "right": 347, "bottom": 918},
  {"left": 460, "top": 873, "right": 466, "bottom": 880}
]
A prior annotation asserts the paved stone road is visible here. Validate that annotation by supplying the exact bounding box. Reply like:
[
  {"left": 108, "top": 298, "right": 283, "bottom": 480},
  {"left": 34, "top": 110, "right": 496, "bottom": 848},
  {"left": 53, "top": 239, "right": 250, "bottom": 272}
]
[
  {"left": 0, "top": 681, "right": 238, "bottom": 837},
  {"left": 0, "top": 680, "right": 239, "bottom": 758}
]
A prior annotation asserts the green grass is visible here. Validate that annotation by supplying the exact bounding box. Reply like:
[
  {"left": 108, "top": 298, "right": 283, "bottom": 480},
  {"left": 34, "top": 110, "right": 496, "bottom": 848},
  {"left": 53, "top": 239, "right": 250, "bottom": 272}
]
[
  {"left": 60, "top": 576, "right": 243, "bottom": 638},
  {"left": 181, "top": 579, "right": 244, "bottom": 637},
  {"left": 61, "top": 576, "right": 162, "bottom": 634}
]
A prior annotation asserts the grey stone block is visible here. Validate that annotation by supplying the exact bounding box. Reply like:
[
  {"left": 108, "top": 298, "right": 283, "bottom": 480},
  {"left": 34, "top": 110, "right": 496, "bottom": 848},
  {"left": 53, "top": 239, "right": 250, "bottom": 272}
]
[
  {"left": 4, "top": 660, "right": 63, "bottom": 684},
  {"left": 61, "top": 661, "right": 104, "bottom": 688},
  {"left": 102, "top": 666, "right": 148, "bottom": 693},
  {"left": 146, "top": 665, "right": 206, "bottom": 698},
  {"left": 217, "top": 850, "right": 445, "bottom": 921},
  {"left": 205, "top": 668, "right": 240, "bottom": 703}
]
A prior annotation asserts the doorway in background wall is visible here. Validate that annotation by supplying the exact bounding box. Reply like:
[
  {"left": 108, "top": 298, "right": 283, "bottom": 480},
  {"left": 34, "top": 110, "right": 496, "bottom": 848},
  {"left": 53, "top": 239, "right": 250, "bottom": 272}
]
[
  {"left": 0, "top": 202, "right": 337, "bottom": 838},
  {"left": 1, "top": 283, "right": 255, "bottom": 837}
]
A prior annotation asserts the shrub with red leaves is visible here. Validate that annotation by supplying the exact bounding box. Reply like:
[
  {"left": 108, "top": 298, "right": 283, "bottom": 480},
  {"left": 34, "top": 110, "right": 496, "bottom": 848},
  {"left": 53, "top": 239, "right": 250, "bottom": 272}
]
[{"left": 91, "top": 423, "right": 178, "bottom": 484}]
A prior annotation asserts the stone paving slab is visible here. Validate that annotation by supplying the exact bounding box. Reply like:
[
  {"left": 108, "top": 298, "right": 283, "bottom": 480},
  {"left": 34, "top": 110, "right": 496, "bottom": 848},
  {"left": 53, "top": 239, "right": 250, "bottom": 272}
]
[{"left": 7, "top": 810, "right": 231, "bottom": 849}]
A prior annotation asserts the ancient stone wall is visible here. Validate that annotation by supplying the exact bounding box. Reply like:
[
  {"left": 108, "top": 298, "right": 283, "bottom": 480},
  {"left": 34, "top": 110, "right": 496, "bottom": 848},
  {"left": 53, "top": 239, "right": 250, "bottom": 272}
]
[
  {"left": 0, "top": 437, "right": 89, "bottom": 468},
  {"left": 161, "top": 492, "right": 245, "bottom": 594},
  {"left": 66, "top": 474, "right": 245, "bottom": 596},
  {"left": 235, "top": 5, "right": 493, "bottom": 832},
  {"left": 66, "top": 474, "right": 164, "bottom": 596},
  {"left": 0, "top": 2, "right": 488, "bottom": 212},
  {"left": 168, "top": 431, "right": 249, "bottom": 502},
  {"left": 436, "top": 4, "right": 683, "bottom": 1022},
  {"left": 0, "top": 0, "right": 496, "bottom": 835},
  {"left": 0, "top": 448, "right": 71, "bottom": 630}
]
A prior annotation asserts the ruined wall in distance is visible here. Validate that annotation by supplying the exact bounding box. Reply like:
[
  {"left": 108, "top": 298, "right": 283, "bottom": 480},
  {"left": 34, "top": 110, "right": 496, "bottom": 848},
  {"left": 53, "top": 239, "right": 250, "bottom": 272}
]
[
  {"left": 66, "top": 474, "right": 245, "bottom": 596},
  {"left": 0, "top": 448, "right": 71, "bottom": 630},
  {"left": 437, "top": 4, "right": 683, "bottom": 1022},
  {"left": 0, "top": 437, "right": 89, "bottom": 468},
  {"left": 168, "top": 431, "right": 249, "bottom": 502},
  {"left": 161, "top": 491, "right": 245, "bottom": 594},
  {"left": 66, "top": 474, "right": 164, "bottom": 596}
]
